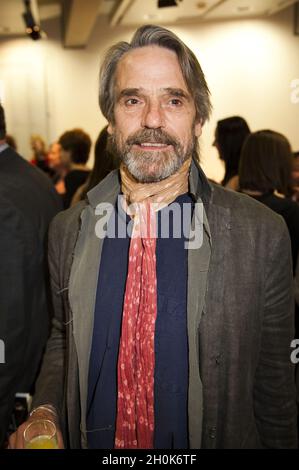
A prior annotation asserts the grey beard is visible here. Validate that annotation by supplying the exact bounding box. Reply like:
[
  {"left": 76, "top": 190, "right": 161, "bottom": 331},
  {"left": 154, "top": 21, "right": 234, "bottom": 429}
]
[
  {"left": 123, "top": 149, "right": 187, "bottom": 183},
  {"left": 112, "top": 134, "right": 197, "bottom": 183}
]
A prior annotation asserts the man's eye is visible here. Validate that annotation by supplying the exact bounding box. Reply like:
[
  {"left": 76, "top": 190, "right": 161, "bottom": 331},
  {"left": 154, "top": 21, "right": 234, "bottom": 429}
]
[
  {"left": 169, "top": 98, "right": 182, "bottom": 106},
  {"left": 125, "top": 98, "right": 140, "bottom": 106}
]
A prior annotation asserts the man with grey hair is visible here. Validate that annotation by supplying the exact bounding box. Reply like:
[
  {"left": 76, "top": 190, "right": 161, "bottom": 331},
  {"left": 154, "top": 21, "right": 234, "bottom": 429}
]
[{"left": 10, "top": 25, "right": 297, "bottom": 449}]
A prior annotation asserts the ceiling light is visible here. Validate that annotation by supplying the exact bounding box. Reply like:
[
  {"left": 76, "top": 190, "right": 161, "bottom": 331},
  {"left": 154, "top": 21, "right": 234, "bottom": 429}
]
[
  {"left": 22, "top": 0, "right": 42, "bottom": 40},
  {"left": 158, "top": 0, "right": 179, "bottom": 8}
]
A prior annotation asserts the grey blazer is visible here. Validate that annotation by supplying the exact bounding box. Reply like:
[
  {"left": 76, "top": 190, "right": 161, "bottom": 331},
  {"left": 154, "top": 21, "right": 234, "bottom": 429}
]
[{"left": 33, "top": 160, "right": 298, "bottom": 448}]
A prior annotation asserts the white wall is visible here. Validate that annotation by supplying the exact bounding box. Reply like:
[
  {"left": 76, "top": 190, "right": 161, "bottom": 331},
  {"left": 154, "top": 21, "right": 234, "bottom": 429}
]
[{"left": 0, "top": 6, "right": 298, "bottom": 181}]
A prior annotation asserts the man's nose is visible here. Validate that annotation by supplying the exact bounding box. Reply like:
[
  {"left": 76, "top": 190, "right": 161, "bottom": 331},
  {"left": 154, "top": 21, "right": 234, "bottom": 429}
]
[{"left": 141, "top": 102, "right": 165, "bottom": 129}]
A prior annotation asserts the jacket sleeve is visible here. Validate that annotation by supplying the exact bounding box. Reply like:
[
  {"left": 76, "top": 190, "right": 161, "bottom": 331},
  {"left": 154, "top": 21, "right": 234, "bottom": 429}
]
[
  {"left": 253, "top": 219, "right": 298, "bottom": 448},
  {"left": 32, "top": 214, "right": 67, "bottom": 420}
]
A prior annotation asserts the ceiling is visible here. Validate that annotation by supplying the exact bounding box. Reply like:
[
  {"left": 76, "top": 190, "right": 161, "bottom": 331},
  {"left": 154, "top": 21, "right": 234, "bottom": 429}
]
[
  {"left": 112, "top": 0, "right": 298, "bottom": 26},
  {"left": 0, "top": 0, "right": 297, "bottom": 46}
]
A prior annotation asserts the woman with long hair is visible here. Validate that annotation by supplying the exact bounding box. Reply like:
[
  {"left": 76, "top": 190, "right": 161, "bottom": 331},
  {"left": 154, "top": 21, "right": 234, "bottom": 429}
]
[
  {"left": 214, "top": 116, "right": 250, "bottom": 190},
  {"left": 239, "top": 129, "right": 299, "bottom": 273}
]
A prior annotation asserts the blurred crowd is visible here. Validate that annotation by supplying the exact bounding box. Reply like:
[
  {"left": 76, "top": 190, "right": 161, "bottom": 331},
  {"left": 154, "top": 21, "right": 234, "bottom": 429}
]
[{"left": 27, "top": 128, "right": 119, "bottom": 209}]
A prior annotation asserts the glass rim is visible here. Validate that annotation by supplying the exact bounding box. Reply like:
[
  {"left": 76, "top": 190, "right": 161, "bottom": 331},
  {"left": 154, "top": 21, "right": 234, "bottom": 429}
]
[{"left": 23, "top": 419, "right": 57, "bottom": 442}]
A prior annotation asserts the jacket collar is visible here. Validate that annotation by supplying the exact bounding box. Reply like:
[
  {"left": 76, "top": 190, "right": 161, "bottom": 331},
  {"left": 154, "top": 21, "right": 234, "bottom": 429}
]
[
  {"left": 189, "top": 158, "right": 213, "bottom": 207},
  {"left": 87, "top": 169, "right": 120, "bottom": 209}
]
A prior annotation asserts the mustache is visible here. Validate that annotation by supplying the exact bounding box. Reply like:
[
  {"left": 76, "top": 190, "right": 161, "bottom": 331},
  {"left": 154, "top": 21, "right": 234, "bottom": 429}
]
[{"left": 126, "top": 129, "right": 179, "bottom": 147}]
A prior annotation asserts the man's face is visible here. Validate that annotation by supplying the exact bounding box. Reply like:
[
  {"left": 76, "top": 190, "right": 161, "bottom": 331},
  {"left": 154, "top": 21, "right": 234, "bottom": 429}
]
[
  {"left": 48, "top": 142, "right": 61, "bottom": 169},
  {"left": 108, "top": 45, "right": 202, "bottom": 183}
]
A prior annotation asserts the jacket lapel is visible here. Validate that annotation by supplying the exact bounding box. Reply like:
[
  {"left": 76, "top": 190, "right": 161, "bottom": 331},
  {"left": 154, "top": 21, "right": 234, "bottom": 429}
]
[
  {"left": 187, "top": 206, "right": 211, "bottom": 448},
  {"left": 187, "top": 161, "right": 212, "bottom": 448}
]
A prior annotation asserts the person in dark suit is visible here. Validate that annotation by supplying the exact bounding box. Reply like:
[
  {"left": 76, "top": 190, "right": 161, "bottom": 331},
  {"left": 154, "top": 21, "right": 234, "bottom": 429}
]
[
  {"left": 0, "top": 103, "right": 62, "bottom": 446},
  {"left": 10, "top": 25, "right": 297, "bottom": 449}
]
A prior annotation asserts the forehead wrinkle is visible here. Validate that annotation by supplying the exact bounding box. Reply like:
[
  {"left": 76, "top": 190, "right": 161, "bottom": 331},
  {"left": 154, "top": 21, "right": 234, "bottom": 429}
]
[{"left": 114, "top": 47, "right": 195, "bottom": 118}]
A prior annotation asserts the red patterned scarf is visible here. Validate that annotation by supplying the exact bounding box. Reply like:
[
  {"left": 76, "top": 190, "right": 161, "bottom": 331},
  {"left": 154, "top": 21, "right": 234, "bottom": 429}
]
[{"left": 114, "top": 158, "right": 191, "bottom": 449}]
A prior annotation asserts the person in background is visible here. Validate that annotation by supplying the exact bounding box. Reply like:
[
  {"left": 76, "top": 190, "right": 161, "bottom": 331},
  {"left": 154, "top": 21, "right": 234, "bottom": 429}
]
[
  {"left": 5, "top": 134, "right": 17, "bottom": 151},
  {"left": 214, "top": 116, "right": 250, "bottom": 190},
  {"left": 239, "top": 130, "right": 299, "bottom": 274},
  {"left": 30, "top": 134, "right": 51, "bottom": 175},
  {"left": 58, "top": 128, "right": 91, "bottom": 208},
  {"left": 0, "top": 103, "right": 62, "bottom": 447},
  {"left": 47, "top": 141, "right": 67, "bottom": 196},
  {"left": 10, "top": 25, "right": 297, "bottom": 450},
  {"left": 71, "top": 125, "right": 120, "bottom": 206}
]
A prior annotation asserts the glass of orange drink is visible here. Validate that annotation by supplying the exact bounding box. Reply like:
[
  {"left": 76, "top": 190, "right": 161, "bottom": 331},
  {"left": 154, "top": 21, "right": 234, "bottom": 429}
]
[{"left": 23, "top": 419, "right": 58, "bottom": 449}]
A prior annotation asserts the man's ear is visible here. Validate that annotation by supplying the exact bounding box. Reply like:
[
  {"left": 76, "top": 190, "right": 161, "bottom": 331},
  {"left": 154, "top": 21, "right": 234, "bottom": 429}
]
[
  {"left": 194, "top": 120, "right": 202, "bottom": 138},
  {"left": 107, "top": 123, "right": 114, "bottom": 135}
]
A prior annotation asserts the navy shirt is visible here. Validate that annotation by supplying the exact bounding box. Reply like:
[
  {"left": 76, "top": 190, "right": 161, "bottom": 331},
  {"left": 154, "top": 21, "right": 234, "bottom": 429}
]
[{"left": 87, "top": 194, "right": 192, "bottom": 448}]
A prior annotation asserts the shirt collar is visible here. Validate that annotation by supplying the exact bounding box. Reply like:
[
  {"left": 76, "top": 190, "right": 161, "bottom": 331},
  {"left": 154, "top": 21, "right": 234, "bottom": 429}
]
[{"left": 0, "top": 142, "right": 9, "bottom": 154}]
